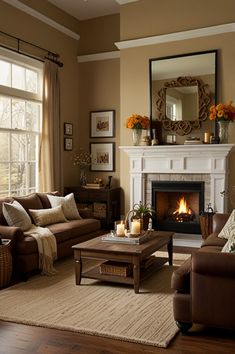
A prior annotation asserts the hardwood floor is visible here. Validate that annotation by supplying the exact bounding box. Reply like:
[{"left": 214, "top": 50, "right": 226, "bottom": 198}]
[
  {"left": 1, "top": 246, "right": 235, "bottom": 354},
  {"left": 1, "top": 321, "right": 235, "bottom": 354}
]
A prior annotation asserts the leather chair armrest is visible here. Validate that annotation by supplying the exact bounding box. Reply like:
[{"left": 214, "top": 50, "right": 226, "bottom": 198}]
[
  {"left": 192, "top": 249, "right": 235, "bottom": 277},
  {"left": 212, "top": 213, "right": 230, "bottom": 233}
]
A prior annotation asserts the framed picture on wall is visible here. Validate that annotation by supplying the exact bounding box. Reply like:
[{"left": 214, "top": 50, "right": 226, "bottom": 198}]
[
  {"left": 64, "top": 122, "right": 73, "bottom": 136},
  {"left": 90, "top": 110, "right": 115, "bottom": 138},
  {"left": 64, "top": 137, "right": 73, "bottom": 151},
  {"left": 90, "top": 142, "right": 115, "bottom": 171}
]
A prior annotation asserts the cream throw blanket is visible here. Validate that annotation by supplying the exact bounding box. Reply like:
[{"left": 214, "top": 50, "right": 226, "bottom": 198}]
[{"left": 25, "top": 225, "right": 57, "bottom": 276}]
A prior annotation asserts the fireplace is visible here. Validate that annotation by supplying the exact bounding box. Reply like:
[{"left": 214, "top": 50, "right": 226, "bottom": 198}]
[{"left": 152, "top": 181, "right": 204, "bottom": 234}]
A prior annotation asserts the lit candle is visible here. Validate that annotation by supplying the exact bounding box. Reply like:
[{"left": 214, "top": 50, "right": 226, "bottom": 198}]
[
  {"left": 116, "top": 221, "right": 125, "bottom": 236},
  {"left": 131, "top": 219, "right": 141, "bottom": 235}
]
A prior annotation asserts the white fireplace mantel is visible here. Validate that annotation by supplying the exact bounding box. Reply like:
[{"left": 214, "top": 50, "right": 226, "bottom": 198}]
[{"left": 120, "top": 144, "right": 235, "bottom": 213}]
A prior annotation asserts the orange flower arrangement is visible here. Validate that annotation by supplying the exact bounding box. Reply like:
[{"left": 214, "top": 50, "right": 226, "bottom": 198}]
[
  {"left": 126, "top": 114, "right": 150, "bottom": 129},
  {"left": 209, "top": 101, "right": 235, "bottom": 122}
]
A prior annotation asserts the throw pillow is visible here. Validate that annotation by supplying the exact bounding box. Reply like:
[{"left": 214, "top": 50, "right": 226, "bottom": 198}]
[
  {"left": 2, "top": 200, "right": 32, "bottom": 231},
  {"left": 218, "top": 209, "right": 235, "bottom": 239},
  {"left": 221, "top": 235, "right": 235, "bottom": 253},
  {"left": 29, "top": 205, "right": 67, "bottom": 227},
  {"left": 47, "top": 193, "right": 81, "bottom": 220}
]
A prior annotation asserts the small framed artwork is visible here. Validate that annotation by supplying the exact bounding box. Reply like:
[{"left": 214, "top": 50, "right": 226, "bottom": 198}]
[
  {"left": 90, "top": 110, "right": 115, "bottom": 138},
  {"left": 64, "top": 122, "right": 73, "bottom": 136},
  {"left": 90, "top": 142, "right": 115, "bottom": 172},
  {"left": 64, "top": 137, "right": 73, "bottom": 151}
]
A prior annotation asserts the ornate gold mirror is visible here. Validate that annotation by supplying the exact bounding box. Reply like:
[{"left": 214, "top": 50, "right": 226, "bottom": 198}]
[{"left": 150, "top": 51, "right": 217, "bottom": 136}]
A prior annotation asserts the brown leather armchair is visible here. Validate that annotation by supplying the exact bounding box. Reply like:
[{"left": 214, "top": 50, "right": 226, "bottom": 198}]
[{"left": 171, "top": 213, "right": 235, "bottom": 333}]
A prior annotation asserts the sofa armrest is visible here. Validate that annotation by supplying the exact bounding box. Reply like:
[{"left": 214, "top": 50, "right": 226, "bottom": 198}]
[
  {"left": 0, "top": 225, "right": 24, "bottom": 243},
  {"left": 192, "top": 249, "right": 235, "bottom": 277}
]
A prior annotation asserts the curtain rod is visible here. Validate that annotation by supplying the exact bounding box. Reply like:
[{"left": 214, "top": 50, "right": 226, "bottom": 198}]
[{"left": 0, "top": 30, "right": 63, "bottom": 67}]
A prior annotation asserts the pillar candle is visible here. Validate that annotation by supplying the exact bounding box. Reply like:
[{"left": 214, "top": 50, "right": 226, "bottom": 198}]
[
  {"left": 204, "top": 132, "right": 210, "bottom": 144},
  {"left": 116, "top": 222, "right": 125, "bottom": 236},
  {"left": 131, "top": 219, "right": 141, "bottom": 235}
]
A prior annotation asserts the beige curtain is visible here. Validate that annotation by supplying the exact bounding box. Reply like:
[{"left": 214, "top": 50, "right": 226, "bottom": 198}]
[{"left": 39, "top": 60, "right": 62, "bottom": 192}]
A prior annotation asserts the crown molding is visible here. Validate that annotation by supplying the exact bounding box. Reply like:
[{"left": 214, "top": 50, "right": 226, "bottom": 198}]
[
  {"left": 77, "top": 51, "right": 120, "bottom": 63},
  {"left": 3, "top": 0, "right": 80, "bottom": 40},
  {"left": 116, "top": 0, "right": 139, "bottom": 4},
  {"left": 115, "top": 22, "right": 235, "bottom": 50}
]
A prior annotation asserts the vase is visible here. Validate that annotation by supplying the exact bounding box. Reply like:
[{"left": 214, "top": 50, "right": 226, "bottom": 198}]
[
  {"left": 80, "top": 168, "right": 87, "bottom": 186},
  {"left": 132, "top": 129, "right": 142, "bottom": 146},
  {"left": 218, "top": 121, "right": 230, "bottom": 144}
]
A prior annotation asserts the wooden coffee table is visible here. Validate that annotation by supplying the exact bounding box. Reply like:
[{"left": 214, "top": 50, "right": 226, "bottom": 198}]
[{"left": 72, "top": 231, "right": 173, "bottom": 293}]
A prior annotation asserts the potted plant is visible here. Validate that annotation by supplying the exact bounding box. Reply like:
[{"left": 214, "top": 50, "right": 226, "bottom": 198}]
[{"left": 125, "top": 201, "right": 155, "bottom": 231}]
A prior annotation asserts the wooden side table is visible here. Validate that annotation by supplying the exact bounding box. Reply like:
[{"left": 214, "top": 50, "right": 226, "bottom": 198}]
[
  {"left": 0, "top": 239, "right": 12, "bottom": 289},
  {"left": 65, "top": 186, "right": 121, "bottom": 229}
]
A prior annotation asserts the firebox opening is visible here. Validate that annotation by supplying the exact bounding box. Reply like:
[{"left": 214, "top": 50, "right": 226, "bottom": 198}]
[{"left": 152, "top": 181, "right": 204, "bottom": 234}]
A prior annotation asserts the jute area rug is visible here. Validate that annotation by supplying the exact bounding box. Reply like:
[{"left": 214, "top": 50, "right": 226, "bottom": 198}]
[{"left": 0, "top": 252, "right": 189, "bottom": 348}]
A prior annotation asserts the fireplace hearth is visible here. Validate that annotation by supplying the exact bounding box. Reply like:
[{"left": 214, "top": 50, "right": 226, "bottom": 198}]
[{"left": 152, "top": 181, "right": 204, "bottom": 234}]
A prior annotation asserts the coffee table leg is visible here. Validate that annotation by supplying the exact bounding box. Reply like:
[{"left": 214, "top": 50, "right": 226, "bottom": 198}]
[
  {"left": 133, "top": 257, "right": 140, "bottom": 293},
  {"left": 74, "top": 250, "right": 82, "bottom": 285},
  {"left": 167, "top": 237, "right": 173, "bottom": 266}
]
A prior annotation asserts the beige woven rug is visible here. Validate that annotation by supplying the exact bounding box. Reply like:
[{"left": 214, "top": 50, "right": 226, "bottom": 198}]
[{"left": 0, "top": 252, "right": 189, "bottom": 348}]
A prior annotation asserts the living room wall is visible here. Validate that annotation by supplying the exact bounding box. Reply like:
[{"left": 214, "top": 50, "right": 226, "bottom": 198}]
[
  {"left": 0, "top": 0, "right": 81, "bottom": 191},
  {"left": 119, "top": 0, "right": 235, "bottom": 213}
]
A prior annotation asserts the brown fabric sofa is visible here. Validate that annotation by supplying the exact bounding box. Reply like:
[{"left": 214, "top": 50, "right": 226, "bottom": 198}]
[
  {"left": 0, "top": 192, "right": 102, "bottom": 278},
  {"left": 171, "top": 213, "right": 235, "bottom": 333}
]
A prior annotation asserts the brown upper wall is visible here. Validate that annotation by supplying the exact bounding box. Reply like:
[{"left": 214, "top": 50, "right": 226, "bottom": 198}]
[
  {"left": 78, "top": 14, "right": 120, "bottom": 55},
  {"left": 120, "top": 0, "right": 235, "bottom": 40}
]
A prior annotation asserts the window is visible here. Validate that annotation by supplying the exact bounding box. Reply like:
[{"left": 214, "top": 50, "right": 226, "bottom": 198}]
[{"left": 0, "top": 49, "right": 43, "bottom": 197}]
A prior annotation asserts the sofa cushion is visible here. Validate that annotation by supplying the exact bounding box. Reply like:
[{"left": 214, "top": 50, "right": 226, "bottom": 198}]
[
  {"left": 48, "top": 218, "right": 101, "bottom": 243},
  {"left": 14, "top": 193, "right": 43, "bottom": 212},
  {"left": 171, "top": 256, "right": 191, "bottom": 292},
  {"left": 47, "top": 193, "right": 82, "bottom": 220},
  {"left": 37, "top": 192, "right": 60, "bottom": 209},
  {"left": 2, "top": 200, "right": 32, "bottom": 231},
  {"left": 221, "top": 236, "right": 235, "bottom": 253},
  {"left": 218, "top": 209, "right": 235, "bottom": 239},
  {"left": 0, "top": 197, "right": 14, "bottom": 225},
  {"left": 29, "top": 205, "right": 67, "bottom": 226},
  {"left": 201, "top": 233, "right": 227, "bottom": 248}
]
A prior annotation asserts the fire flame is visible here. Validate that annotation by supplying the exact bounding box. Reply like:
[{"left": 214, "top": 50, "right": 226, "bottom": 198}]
[{"left": 173, "top": 196, "right": 192, "bottom": 215}]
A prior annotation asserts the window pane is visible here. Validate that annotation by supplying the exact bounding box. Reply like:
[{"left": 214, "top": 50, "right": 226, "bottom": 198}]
[
  {"left": 29, "top": 162, "right": 36, "bottom": 188},
  {"left": 0, "top": 96, "right": 11, "bottom": 128},
  {"left": 0, "top": 132, "right": 9, "bottom": 161},
  {"left": 26, "top": 102, "right": 40, "bottom": 131},
  {"left": 12, "top": 64, "right": 25, "bottom": 90},
  {"left": 11, "top": 134, "right": 26, "bottom": 161},
  {"left": 0, "top": 60, "right": 11, "bottom": 87},
  {"left": 0, "top": 163, "right": 9, "bottom": 192},
  {"left": 27, "top": 134, "right": 37, "bottom": 160},
  {"left": 26, "top": 69, "right": 38, "bottom": 93},
  {"left": 12, "top": 99, "right": 25, "bottom": 129},
  {"left": 10, "top": 162, "right": 26, "bottom": 191}
]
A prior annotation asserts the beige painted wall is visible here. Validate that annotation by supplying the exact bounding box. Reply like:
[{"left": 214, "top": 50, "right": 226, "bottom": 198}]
[
  {"left": 121, "top": 0, "right": 235, "bottom": 40},
  {"left": 0, "top": 1, "right": 80, "bottom": 191},
  {"left": 119, "top": 33, "right": 235, "bottom": 213},
  {"left": 77, "top": 58, "right": 120, "bottom": 188},
  {"left": 78, "top": 14, "right": 120, "bottom": 55}
]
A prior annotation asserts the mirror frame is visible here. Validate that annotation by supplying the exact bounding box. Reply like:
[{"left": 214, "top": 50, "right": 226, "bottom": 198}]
[
  {"left": 156, "top": 76, "right": 211, "bottom": 135},
  {"left": 149, "top": 50, "right": 218, "bottom": 137}
]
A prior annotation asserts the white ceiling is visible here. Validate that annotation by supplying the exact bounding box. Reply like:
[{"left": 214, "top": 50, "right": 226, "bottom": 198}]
[{"left": 48, "top": 0, "right": 138, "bottom": 21}]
